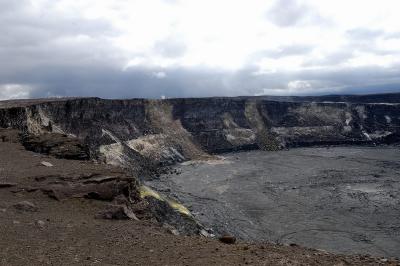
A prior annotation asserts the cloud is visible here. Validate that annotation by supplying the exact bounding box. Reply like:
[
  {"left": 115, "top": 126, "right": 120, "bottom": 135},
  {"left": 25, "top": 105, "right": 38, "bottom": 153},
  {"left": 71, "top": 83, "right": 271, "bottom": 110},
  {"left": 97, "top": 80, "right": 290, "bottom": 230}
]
[
  {"left": 266, "top": 0, "right": 327, "bottom": 27},
  {"left": 153, "top": 71, "right": 167, "bottom": 79},
  {"left": 0, "top": 1, "right": 122, "bottom": 74},
  {"left": 0, "top": 0, "right": 399, "bottom": 100},
  {"left": 346, "top": 28, "right": 385, "bottom": 40},
  {"left": 0, "top": 84, "right": 33, "bottom": 100},
  {"left": 153, "top": 36, "right": 186, "bottom": 58},
  {"left": 385, "top": 32, "right": 400, "bottom": 40},
  {"left": 249, "top": 45, "right": 314, "bottom": 62}
]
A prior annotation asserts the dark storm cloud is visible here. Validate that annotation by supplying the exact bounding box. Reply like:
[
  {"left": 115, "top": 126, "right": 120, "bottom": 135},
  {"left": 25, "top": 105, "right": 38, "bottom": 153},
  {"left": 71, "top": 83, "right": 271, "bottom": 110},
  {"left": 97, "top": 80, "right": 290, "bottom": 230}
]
[
  {"left": 3, "top": 57, "right": 400, "bottom": 100},
  {"left": 216, "top": 59, "right": 400, "bottom": 96},
  {"left": 0, "top": 0, "right": 399, "bottom": 100},
  {"left": 0, "top": 0, "right": 121, "bottom": 72},
  {"left": 0, "top": 0, "right": 236, "bottom": 99},
  {"left": 0, "top": 0, "right": 125, "bottom": 90},
  {"left": 23, "top": 65, "right": 240, "bottom": 99}
]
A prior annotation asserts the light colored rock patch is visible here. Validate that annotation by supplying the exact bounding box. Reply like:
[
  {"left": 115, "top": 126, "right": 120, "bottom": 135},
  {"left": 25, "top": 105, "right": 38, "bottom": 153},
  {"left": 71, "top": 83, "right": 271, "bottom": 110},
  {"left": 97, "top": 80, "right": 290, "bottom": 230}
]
[
  {"left": 271, "top": 126, "right": 335, "bottom": 136},
  {"left": 385, "top": 115, "right": 392, "bottom": 123},
  {"left": 127, "top": 134, "right": 165, "bottom": 154},
  {"left": 181, "top": 156, "right": 230, "bottom": 166},
  {"left": 26, "top": 107, "right": 50, "bottom": 134},
  {"left": 224, "top": 128, "right": 256, "bottom": 146},
  {"left": 369, "top": 131, "right": 392, "bottom": 139},
  {"left": 345, "top": 112, "right": 352, "bottom": 126},
  {"left": 99, "top": 129, "right": 130, "bottom": 166},
  {"left": 342, "top": 126, "right": 352, "bottom": 133},
  {"left": 355, "top": 105, "right": 368, "bottom": 120},
  {"left": 362, "top": 132, "right": 372, "bottom": 141},
  {"left": 222, "top": 113, "right": 239, "bottom": 128},
  {"left": 214, "top": 184, "right": 230, "bottom": 194},
  {"left": 99, "top": 142, "right": 126, "bottom": 166},
  {"left": 289, "top": 103, "right": 345, "bottom": 124},
  {"left": 369, "top": 103, "right": 400, "bottom": 106},
  {"left": 145, "top": 101, "right": 208, "bottom": 161},
  {"left": 26, "top": 106, "right": 67, "bottom": 135},
  {"left": 345, "top": 184, "right": 381, "bottom": 193},
  {"left": 101, "top": 129, "right": 121, "bottom": 143},
  {"left": 223, "top": 112, "right": 257, "bottom": 146},
  {"left": 127, "top": 134, "right": 185, "bottom": 162},
  {"left": 161, "top": 147, "right": 185, "bottom": 162},
  {"left": 244, "top": 101, "right": 266, "bottom": 132}
]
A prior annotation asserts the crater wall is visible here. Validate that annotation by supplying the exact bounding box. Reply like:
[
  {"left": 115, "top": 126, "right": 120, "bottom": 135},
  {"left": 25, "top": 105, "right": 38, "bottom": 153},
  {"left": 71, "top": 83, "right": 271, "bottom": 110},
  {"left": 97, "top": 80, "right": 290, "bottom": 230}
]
[{"left": 1, "top": 94, "right": 399, "bottom": 171}]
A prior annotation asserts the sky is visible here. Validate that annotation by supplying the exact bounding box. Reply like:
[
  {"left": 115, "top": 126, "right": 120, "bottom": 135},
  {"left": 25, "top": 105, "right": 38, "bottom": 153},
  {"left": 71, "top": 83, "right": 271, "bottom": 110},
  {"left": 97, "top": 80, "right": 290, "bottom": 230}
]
[{"left": 0, "top": 0, "right": 400, "bottom": 100}]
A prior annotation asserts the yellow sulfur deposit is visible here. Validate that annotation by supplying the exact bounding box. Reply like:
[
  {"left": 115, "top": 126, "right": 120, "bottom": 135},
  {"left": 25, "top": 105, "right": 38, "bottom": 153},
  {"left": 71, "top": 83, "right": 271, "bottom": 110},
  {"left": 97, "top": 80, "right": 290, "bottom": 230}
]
[{"left": 139, "top": 185, "right": 191, "bottom": 217}]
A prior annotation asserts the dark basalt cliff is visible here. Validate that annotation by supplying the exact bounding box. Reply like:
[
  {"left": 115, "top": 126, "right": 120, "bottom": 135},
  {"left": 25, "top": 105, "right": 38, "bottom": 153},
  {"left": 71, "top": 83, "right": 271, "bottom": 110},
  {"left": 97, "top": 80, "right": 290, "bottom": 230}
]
[{"left": 1, "top": 93, "right": 399, "bottom": 172}]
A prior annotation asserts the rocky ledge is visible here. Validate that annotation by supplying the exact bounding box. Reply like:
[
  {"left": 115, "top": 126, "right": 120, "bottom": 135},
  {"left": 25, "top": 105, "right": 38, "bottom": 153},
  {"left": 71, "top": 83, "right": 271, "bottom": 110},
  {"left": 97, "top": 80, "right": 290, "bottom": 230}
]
[{"left": 1, "top": 93, "right": 399, "bottom": 173}]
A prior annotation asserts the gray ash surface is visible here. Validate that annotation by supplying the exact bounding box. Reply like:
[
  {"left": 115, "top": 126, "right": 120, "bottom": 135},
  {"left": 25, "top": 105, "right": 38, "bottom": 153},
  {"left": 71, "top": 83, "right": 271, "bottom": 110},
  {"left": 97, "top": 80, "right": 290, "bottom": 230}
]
[{"left": 146, "top": 146, "right": 400, "bottom": 258}]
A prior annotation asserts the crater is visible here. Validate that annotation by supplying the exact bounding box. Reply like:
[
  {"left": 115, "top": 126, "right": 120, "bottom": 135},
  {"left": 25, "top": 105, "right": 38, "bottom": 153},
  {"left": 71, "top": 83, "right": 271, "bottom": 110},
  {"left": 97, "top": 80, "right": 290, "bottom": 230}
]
[{"left": 146, "top": 146, "right": 400, "bottom": 257}]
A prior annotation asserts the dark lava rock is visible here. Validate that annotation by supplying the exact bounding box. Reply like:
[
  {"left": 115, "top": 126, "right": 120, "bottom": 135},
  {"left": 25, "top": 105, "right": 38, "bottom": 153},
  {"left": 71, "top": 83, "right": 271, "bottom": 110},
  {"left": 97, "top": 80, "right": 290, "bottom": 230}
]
[
  {"left": 96, "top": 204, "right": 139, "bottom": 220},
  {"left": 0, "top": 129, "right": 20, "bottom": 143},
  {"left": 36, "top": 220, "right": 46, "bottom": 229},
  {"left": 145, "top": 197, "right": 203, "bottom": 236},
  {"left": 0, "top": 182, "right": 17, "bottom": 188},
  {"left": 41, "top": 176, "right": 137, "bottom": 201},
  {"left": 22, "top": 133, "right": 89, "bottom": 160},
  {"left": 219, "top": 235, "right": 236, "bottom": 244},
  {"left": 13, "top": 201, "right": 38, "bottom": 212}
]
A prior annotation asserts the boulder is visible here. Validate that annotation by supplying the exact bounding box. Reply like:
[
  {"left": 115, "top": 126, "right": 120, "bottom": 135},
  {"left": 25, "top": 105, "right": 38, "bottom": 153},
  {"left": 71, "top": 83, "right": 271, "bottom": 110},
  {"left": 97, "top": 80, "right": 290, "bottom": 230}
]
[
  {"left": 22, "top": 133, "right": 89, "bottom": 160},
  {"left": 36, "top": 220, "right": 46, "bottom": 229},
  {"left": 13, "top": 201, "right": 38, "bottom": 212},
  {"left": 40, "top": 161, "right": 54, "bottom": 167},
  {"left": 219, "top": 235, "right": 236, "bottom": 244},
  {"left": 96, "top": 204, "right": 139, "bottom": 220},
  {"left": 0, "top": 182, "right": 17, "bottom": 188},
  {"left": 41, "top": 175, "right": 139, "bottom": 202}
]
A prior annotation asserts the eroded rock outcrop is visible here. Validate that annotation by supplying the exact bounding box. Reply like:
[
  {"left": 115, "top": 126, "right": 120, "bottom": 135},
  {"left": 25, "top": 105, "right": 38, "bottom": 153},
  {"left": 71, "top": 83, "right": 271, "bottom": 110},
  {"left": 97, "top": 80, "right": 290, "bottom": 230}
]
[
  {"left": 22, "top": 133, "right": 89, "bottom": 160},
  {"left": 0, "top": 94, "right": 399, "bottom": 172}
]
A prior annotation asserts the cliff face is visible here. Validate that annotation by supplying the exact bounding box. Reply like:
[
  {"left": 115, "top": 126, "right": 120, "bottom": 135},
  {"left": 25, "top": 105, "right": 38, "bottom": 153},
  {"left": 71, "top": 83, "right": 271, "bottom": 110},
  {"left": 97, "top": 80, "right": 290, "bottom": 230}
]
[
  {"left": 171, "top": 97, "right": 400, "bottom": 151},
  {"left": 1, "top": 94, "right": 399, "bottom": 171}
]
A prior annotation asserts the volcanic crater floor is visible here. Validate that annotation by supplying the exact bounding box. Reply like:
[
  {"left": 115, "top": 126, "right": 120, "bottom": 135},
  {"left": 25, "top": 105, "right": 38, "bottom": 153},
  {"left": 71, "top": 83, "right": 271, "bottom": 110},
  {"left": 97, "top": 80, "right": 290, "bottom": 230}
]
[
  {"left": 146, "top": 146, "right": 400, "bottom": 258},
  {"left": 0, "top": 138, "right": 399, "bottom": 265}
]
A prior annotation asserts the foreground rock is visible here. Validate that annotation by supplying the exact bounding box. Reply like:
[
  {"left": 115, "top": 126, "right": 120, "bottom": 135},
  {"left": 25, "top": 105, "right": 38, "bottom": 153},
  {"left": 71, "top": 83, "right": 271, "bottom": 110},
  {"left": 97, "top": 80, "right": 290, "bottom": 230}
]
[
  {"left": 219, "top": 235, "right": 237, "bottom": 244},
  {"left": 40, "top": 161, "right": 53, "bottom": 167},
  {"left": 39, "top": 174, "right": 138, "bottom": 201},
  {"left": 22, "top": 133, "right": 89, "bottom": 160},
  {"left": 13, "top": 201, "right": 38, "bottom": 212},
  {"left": 0, "top": 182, "right": 17, "bottom": 188},
  {"left": 96, "top": 204, "right": 139, "bottom": 220}
]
